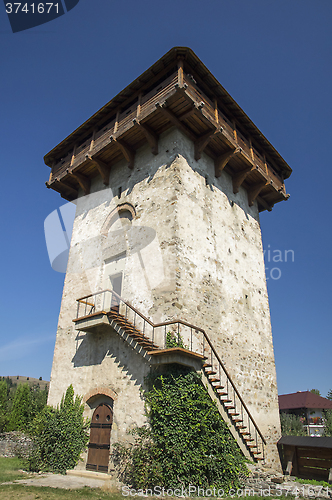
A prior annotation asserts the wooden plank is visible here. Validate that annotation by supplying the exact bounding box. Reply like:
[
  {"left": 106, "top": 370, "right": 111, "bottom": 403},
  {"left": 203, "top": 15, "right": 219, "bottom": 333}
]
[
  {"left": 298, "top": 457, "right": 332, "bottom": 470},
  {"left": 297, "top": 447, "right": 332, "bottom": 460}
]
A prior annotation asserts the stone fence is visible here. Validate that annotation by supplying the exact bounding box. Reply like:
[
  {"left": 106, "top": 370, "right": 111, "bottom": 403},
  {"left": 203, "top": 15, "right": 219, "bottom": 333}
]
[{"left": 0, "top": 431, "right": 33, "bottom": 459}]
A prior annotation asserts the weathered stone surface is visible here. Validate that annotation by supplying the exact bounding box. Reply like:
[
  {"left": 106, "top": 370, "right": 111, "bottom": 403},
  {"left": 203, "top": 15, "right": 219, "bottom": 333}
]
[
  {"left": 48, "top": 127, "right": 282, "bottom": 470},
  {"left": 0, "top": 432, "right": 33, "bottom": 458}
]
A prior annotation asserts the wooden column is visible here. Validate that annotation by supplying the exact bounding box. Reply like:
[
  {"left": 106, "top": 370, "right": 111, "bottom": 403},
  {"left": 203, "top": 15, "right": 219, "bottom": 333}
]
[{"left": 177, "top": 59, "right": 184, "bottom": 88}]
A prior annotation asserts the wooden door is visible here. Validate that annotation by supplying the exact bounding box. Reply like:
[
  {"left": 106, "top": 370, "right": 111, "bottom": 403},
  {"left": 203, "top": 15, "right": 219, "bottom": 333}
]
[{"left": 86, "top": 404, "right": 113, "bottom": 473}]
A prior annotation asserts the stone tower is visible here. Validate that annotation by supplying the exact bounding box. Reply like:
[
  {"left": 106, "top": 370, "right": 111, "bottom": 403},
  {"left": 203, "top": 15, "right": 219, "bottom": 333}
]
[{"left": 45, "top": 47, "right": 291, "bottom": 472}]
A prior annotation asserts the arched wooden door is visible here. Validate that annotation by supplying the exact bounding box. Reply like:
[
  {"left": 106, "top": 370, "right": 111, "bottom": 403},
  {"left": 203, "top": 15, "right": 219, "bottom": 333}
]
[{"left": 86, "top": 404, "right": 113, "bottom": 473}]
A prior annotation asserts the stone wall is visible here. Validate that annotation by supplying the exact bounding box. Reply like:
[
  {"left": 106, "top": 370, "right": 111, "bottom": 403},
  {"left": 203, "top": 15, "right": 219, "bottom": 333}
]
[
  {"left": 0, "top": 432, "right": 33, "bottom": 458},
  {"left": 48, "top": 127, "right": 281, "bottom": 469}
]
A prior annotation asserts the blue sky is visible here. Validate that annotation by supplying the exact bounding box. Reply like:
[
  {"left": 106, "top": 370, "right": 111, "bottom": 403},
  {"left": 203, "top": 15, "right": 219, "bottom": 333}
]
[{"left": 0, "top": 0, "right": 331, "bottom": 397}]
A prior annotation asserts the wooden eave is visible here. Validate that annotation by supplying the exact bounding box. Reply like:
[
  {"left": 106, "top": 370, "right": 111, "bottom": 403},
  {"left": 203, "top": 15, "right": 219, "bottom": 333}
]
[{"left": 44, "top": 47, "right": 291, "bottom": 212}]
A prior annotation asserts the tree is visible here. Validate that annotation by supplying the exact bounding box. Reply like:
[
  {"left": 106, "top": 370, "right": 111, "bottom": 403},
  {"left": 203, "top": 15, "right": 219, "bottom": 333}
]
[
  {"left": 30, "top": 384, "right": 48, "bottom": 420},
  {"left": 29, "top": 385, "right": 89, "bottom": 473},
  {"left": 7, "top": 383, "right": 31, "bottom": 432},
  {"left": 0, "top": 380, "right": 9, "bottom": 432},
  {"left": 310, "top": 389, "right": 321, "bottom": 396},
  {"left": 280, "top": 413, "right": 306, "bottom": 436},
  {"left": 326, "top": 389, "right": 332, "bottom": 401}
]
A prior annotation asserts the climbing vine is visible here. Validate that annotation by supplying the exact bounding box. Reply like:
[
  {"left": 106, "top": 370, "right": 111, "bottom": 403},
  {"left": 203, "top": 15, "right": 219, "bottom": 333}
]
[{"left": 113, "top": 366, "right": 248, "bottom": 489}]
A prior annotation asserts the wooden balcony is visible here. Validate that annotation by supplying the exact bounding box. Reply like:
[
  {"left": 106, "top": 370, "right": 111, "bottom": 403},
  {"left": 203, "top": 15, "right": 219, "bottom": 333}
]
[{"left": 45, "top": 47, "right": 291, "bottom": 212}]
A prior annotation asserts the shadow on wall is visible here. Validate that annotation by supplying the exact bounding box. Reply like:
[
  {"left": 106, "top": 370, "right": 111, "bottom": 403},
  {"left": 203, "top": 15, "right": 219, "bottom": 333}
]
[{"left": 72, "top": 328, "right": 148, "bottom": 389}]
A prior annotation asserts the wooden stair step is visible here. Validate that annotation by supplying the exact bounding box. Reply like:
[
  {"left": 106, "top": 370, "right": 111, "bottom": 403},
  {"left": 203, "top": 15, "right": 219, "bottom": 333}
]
[
  {"left": 225, "top": 406, "right": 236, "bottom": 410},
  {"left": 218, "top": 393, "right": 229, "bottom": 397},
  {"left": 232, "top": 418, "right": 243, "bottom": 423},
  {"left": 229, "top": 412, "right": 240, "bottom": 416},
  {"left": 205, "top": 370, "right": 217, "bottom": 375},
  {"left": 212, "top": 385, "right": 224, "bottom": 390},
  {"left": 209, "top": 377, "right": 220, "bottom": 383},
  {"left": 202, "top": 363, "right": 212, "bottom": 368},
  {"left": 243, "top": 437, "right": 254, "bottom": 442}
]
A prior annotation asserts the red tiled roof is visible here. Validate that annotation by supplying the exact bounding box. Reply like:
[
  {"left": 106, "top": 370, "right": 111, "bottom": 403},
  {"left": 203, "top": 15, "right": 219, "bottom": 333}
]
[{"left": 279, "top": 391, "right": 332, "bottom": 410}]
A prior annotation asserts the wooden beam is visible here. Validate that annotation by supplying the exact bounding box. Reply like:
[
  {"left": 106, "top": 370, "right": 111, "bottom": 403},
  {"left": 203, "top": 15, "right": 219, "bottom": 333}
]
[
  {"left": 256, "top": 195, "right": 273, "bottom": 212},
  {"left": 178, "top": 103, "right": 200, "bottom": 121},
  {"left": 232, "top": 166, "right": 254, "bottom": 194},
  {"left": 67, "top": 170, "right": 90, "bottom": 195},
  {"left": 195, "top": 127, "right": 222, "bottom": 161},
  {"left": 215, "top": 147, "right": 241, "bottom": 178},
  {"left": 155, "top": 102, "right": 196, "bottom": 142},
  {"left": 85, "top": 154, "right": 111, "bottom": 185},
  {"left": 46, "top": 179, "right": 78, "bottom": 198},
  {"left": 111, "top": 137, "right": 135, "bottom": 169},
  {"left": 133, "top": 119, "right": 159, "bottom": 155},
  {"left": 248, "top": 181, "right": 269, "bottom": 207}
]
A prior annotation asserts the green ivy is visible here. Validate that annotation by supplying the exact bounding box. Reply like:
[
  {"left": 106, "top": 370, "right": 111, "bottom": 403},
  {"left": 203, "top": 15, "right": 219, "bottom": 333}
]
[
  {"left": 28, "top": 385, "right": 89, "bottom": 474},
  {"left": 166, "top": 331, "right": 186, "bottom": 349},
  {"left": 113, "top": 366, "right": 248, "bottom": 490}
]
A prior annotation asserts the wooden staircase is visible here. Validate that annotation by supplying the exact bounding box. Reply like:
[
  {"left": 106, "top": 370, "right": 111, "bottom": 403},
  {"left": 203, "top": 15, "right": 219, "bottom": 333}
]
[
  {"left": 201, "top": 362, "right": 263, "bottom": 462},
  {"left": 75, "top": 289, "right": 266, "bottom": 464},
  {"left": 108, "top": 309, "right": 159, "bottom": 352}
]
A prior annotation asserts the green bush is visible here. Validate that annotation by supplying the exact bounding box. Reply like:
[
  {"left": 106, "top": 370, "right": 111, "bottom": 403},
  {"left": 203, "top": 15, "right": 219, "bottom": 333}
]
[
  {"left": 28, "top": 385, "right": 89, "bottom": 474},
  {"left": 113, "top": 366, "right": 248, "bottom": 489},
  {"left": 280, "top": 413, "right": 306, "bottom": 436},
  {"left": 7, "top": 383, "right": 32, "bottom": 432},
  {"left": 0, "top": 381, "right": 9, "bottom": 432}
]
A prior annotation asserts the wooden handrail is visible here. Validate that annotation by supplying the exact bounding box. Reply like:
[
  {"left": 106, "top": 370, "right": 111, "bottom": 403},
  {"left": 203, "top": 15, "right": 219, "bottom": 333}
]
[{"left": 76, "top": 289, "right": 266, "bottom": 445}]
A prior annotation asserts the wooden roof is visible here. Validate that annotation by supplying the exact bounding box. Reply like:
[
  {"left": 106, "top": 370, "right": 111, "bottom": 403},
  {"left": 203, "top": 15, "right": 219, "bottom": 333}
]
[
  {"left": 44, "top": 47, "right": 291, "bottom": 212},
  {"left": 279, "top": 391, "right": 332, "bottom": 410},
  {"left": 44, "top": 47, "right": 291, "bottom": 179}
]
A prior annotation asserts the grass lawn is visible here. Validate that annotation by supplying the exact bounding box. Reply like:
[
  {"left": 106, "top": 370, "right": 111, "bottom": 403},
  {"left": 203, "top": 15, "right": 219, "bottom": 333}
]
[
  {"left": 0, "top": 457, "right": 30, "bottom": 483},
  {"left": 0, "top": 484, "right": 122, "bottom": 499},
  {"left": 0, "top": 457, "right": 320, "bottom": 500}
]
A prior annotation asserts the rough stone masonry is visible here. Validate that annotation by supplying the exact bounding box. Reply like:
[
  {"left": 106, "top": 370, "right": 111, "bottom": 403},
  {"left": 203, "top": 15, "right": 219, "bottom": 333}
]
[{"left": 48, "top": 126, "right": 282, "bottom": 469}]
